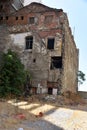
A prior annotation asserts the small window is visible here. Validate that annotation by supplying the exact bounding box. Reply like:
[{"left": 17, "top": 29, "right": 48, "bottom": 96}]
[
  {"left": 45, "top": 15, "right": 53, "bottom": 23},
  {"left": 6, "top": 16, "right": 9, "bottom": 20},
  {"left": 29, "top": 17, "right": 35, "bottom": 24},
  {"left": 48, "top": 88, "right": 53, "bottom": 95},
  {"left": 0, "top": 16, "right": 3, "bottom": 20},
  {"left": 21, "top": 16, "right": 24, "bottom": 20},
  {"left": 0, "top": 5, "right": 3, "bottom": 9},
  {"left": 47, "top": 38, "right": 55, "bottom": 50},
  {"left": 50, "top": 56, "right": 62, "bottom": 69},
  {"left": 25, "top": 36, "right": 33, "bottom": 49},
  {"left": 16, "top": 17, "right": 18, "bottom": 20},
  {"left": 33, "top": 59, "right": 36, "bottom": 63}
]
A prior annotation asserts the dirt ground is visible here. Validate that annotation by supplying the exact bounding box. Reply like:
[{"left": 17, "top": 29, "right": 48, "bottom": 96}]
[{"left": 0, "top": 94, "right": 87, "bottom": 130}]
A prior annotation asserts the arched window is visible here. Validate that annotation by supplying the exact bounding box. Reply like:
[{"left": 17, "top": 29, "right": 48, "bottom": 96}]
[{"left": 25, "top": 36, "right": 33, "bottom": 49}]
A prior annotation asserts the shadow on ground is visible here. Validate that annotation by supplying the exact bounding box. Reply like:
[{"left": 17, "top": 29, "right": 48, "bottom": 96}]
[{"left": 0, "top": 94, "right": 87, "bottom": 130}]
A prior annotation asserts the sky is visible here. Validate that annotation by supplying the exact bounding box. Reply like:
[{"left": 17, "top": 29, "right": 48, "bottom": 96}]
[{"left": 24, "top": 0, "right": 87, "bottom": 91}]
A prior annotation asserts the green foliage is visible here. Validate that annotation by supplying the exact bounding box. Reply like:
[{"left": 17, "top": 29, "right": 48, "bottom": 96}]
[
  {"left": 0, "top": 49, "right": 26, "bottom": 97},
  {"left": 78, "top": 70, "right": 86, "bottom": 85}
]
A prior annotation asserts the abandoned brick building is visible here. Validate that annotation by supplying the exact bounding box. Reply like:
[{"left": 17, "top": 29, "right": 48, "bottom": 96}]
[{"left": 0, "top": 0, "right": 79, "bottom": 95}]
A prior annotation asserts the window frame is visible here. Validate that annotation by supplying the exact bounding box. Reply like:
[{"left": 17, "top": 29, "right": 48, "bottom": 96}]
[
  {"left": 29, "top": 17, "right": 35, "bottom": 24},
  {"left": 47, "top": 38, "right": 55, "bottom": 50},
  {"left": 25, "top": 36, "right": 33, "bottom": 50}
]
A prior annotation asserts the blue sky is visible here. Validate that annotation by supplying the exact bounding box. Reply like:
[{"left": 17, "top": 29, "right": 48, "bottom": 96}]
[{"left": 24, "top": 0, "right": 87, "bottom": 91}]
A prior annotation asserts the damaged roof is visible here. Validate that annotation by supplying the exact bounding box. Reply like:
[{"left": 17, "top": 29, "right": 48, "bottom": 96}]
[{"left": 10, "top": 2, "right": 63, "bottom": 16}]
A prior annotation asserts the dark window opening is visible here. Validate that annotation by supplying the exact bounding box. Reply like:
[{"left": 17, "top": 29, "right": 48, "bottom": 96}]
[
  {"left": 6, "top": 16, "right": 8, "bottom": 20},
  {"left": 50, "top": 56, "right": 62, "bottom": 69},
  {"left": 25, "top": 36, "right": 33, "bottom": 49},
  {"left": 45, "top": 15, "right": 53, "bottom": 23},
  {"left": 0, "top": 16, "right": 3, "bottom": 20},
  {"left": 0, "top": 5, "right": 3, "bottom": 9},
  {"left": 29, "top": 17, "right": 35, "bottom": 24},
  {"left": 48, "top": 88, "right": 53, "bottom": 95},
  {"left": 33, "top": 59, "right": 36, "bottom": 63},
  {"left": 21, "top": 16, "right": 24, "bottom": 20},
  {"left": 47, "top": 38, "right": 55, "bottom": 50},
  {"left": 16, "top": 17, "right": 18, "bottom": 20}
]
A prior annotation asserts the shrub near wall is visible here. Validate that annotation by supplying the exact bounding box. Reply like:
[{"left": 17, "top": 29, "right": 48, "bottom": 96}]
[{"left": 0, "top": 49, "right": 26, "bottom": 98}]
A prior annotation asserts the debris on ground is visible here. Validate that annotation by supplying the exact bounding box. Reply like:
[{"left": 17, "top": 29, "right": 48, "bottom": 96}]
[{"left": 0, "top": 94, "right": 87, "bottom": 130}]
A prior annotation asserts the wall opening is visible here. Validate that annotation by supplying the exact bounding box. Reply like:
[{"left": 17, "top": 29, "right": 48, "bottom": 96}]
[
  {"left": 0, "top": 16, "right": 3, "bottom": 20},
  {"left": 25, "top": 36, "right": 33, "bottom": 49},
  {"left": 31, "top": 87, "right": 37, "bottom": 94},
  {"left": 16, "top": 16, "right": 18, "bottom": 20},
  {"left": 21, "top": 16, "right": 24, "bottom": 20},
  {"left": 48, "top": 88, "right": 53, "bottom": 95},
  {"left": 50, "top": 56, "right": 62, "bottom": 69},
  {"left": 33, "top": 58, "right": 36, "bottom": 63},
  {"left": 29, "top": 17, "right": 35, "bottom": 24},
  {"left": 0, "top": 5, "right": 3, "bottom": 9},
  {"left": 6, "top": 16, "right": 9, "bottom": 20},
  {"left": 47, "top": 38, "right": 55, "bottom": 50}
]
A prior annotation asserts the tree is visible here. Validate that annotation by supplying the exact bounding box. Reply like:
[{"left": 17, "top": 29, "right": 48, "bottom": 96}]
[
  {"left": 78, "top": 70, "right": 86, "bottom": 85},
  {"left": 0, "top": 49, "right": 26, "bottom": 97}
]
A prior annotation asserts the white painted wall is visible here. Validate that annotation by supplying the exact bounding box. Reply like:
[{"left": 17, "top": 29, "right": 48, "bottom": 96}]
[{"left": 10, "top": 32, "right": 32, "bottom": 48}]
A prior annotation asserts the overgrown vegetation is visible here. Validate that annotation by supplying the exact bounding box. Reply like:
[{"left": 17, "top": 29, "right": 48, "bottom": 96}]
[{"left": 0, "top": 49, "right": 26, "bottom": 98}]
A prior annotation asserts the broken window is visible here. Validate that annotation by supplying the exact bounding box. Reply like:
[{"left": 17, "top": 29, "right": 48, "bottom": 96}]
[
  {"left": 47, "top": 38, "right": 55, "bottom": 50},
  {"left": 16, "top": 16, "right": 18, "bottom": 20},
  {"left": 50, "top": 56, "right": 62, "bottom": 69},
  {"left": 29, "top": 17, "right": 35, "bottom": 24},
  {"left": 0, "top": 16, "right": 3, "bottom": 20},
  {"left": 6, "top": 16, "right": 9, "bottom": 20},
  {"left": 48, "top": 88, "right": 53, "bottom": 95},
  {"left": 45, "top": 15, "right": 53, "bottom": 23},
  {"left": 25, "top": 36, "right": 33, "bottom": 49},
  {"left": 33, "top": 58, "right": 36, "bottom": 63},
  {"left": 0, "top": 5, "right": 3, "bottom": 9},
  {"left": 21, "top": 16, "right": 24, "bottom": 20}
]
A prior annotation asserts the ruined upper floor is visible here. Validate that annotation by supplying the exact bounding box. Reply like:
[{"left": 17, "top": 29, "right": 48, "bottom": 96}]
[
  {"left": 0, "top": 2, "right": 77, "bottom": 52},
  {"left": 0, "top": 0, "right": 24, "bottom": 15},
  {"left": 0, "top": 2, "right": 63, "bottom": 28}
]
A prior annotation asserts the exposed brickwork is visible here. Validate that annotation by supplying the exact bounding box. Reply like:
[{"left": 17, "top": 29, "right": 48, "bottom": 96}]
[{"left": 0, "top": 2, "right": 78, "bottom": 94}]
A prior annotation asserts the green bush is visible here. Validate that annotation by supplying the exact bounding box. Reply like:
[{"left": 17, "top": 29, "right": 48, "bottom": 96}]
[{"left": 0, "top": 49, "right": 26, "bottom": 97}]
